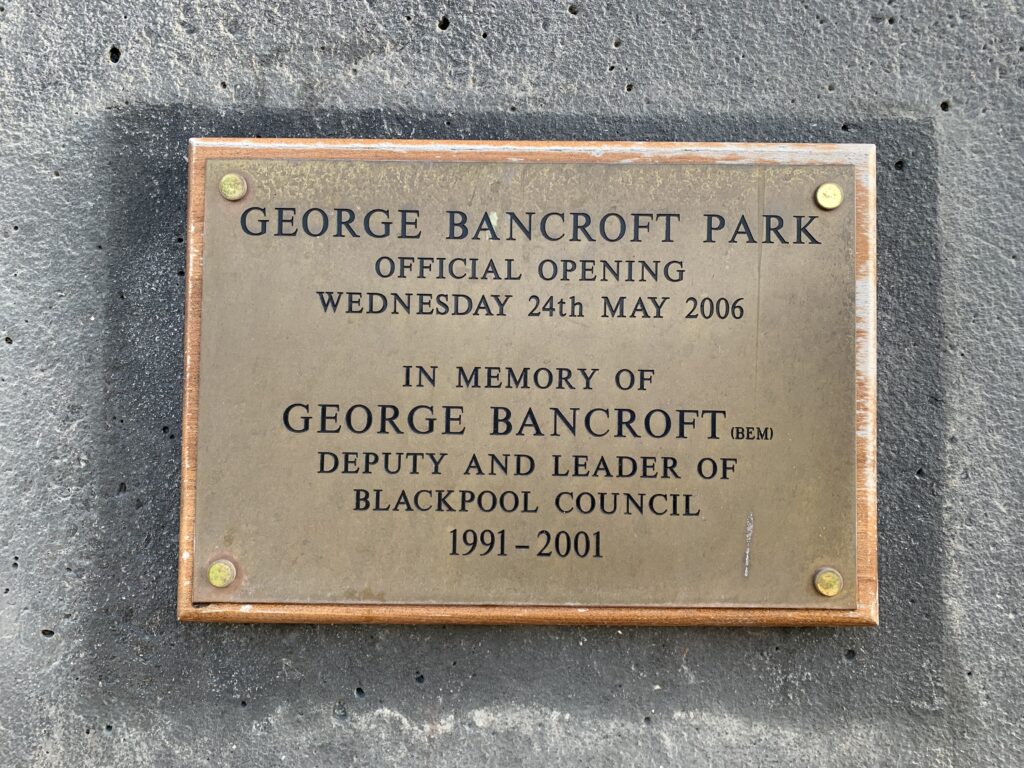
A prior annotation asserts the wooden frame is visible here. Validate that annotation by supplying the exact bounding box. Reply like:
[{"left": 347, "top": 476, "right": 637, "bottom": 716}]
[{"left": 178, "top": 139, "right": 877, "bottom": 626}]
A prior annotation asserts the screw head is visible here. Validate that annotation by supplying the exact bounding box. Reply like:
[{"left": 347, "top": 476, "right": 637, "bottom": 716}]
[
  {"left": 813, "top": 567, "right": 844, "bottom": 597},
  {"left": 815, "top": 182, "right": 843, "bottom": 210},
  {"left": 218, "top": 173, "right": 247, "bottom": 201},
  {"left": 207, "top": 558, "right": 237, "bottom": 588}
]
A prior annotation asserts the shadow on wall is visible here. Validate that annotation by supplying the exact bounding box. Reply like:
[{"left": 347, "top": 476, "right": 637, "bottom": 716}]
[{"left": 87, "top": 107, "right": 960, "bottom": 735}]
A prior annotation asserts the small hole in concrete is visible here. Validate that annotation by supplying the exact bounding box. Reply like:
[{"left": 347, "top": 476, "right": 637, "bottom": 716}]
[
  {"left": 613, "top": 39, "right": 621, "bottom": 48},
  {"left": 355, "top": 686, "right": 365, "bottom": 698},
  {"left": 568, "top": 4, "right": 579, "bottom": 14},
  {"left": 608, "top": 65, "right": 615, "bottom": 71},
  {"left": 437, "top": 15, "right": 450, "bottom": 30},
  {"left": 894, "top": 160, "right": 905, "bottom": 170},
  {"left": 940, "top": 100, "right": 951, "bottom": 111},
  {"left": 4, "top": 337, "right": 11, "bottom": 344},
  {"left": 841, "top": 123, "right": 851, "bottom": 131},
  {"left": 625, "top": 83, "right": 634, "bottom": 92},
  {"left": 220, "top": 81, "right": 227, "bottom": 89},
  {"left": 482, "top": 31, "right": 488, "bottom": 39},
  {"left": 845, "top": 649, "right": 856, "bottom": 660},
  {"left": 108, "top": 46, "right": 121, "bottom": 63},
  {"left": 643, "top": 716, "right": 652, "bottom": 725},
  {"left": 415, "top": 673, "right": 425, "bottom": 684},
  {"left": 41, "top": 629, "right": 54, "bottom": 637},
  {"left": 105, "top": 725, "right": 112, "bottom": 732},
  {"left": 240, "top": 700, "right": 247, "bottom": 707}
]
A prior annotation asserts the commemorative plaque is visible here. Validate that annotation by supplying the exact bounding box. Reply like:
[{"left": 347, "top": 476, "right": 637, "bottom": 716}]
[{"left": 178, "top": 139, "right": 877, "bottom": 625}]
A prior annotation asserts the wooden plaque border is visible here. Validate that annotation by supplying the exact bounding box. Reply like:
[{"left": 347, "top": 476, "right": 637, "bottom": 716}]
[{"left": 178, "top": 138, "right": 877, "bottom": 626}]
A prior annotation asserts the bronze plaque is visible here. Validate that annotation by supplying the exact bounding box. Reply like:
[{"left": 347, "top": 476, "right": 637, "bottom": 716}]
[{"left": 179, "top": 140, "right": 877, "bottom": 625}]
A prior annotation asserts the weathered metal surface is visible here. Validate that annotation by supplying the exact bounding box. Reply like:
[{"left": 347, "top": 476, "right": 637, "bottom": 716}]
[{"left": 186, "top": 145, "right": 871, "bottom": 614}]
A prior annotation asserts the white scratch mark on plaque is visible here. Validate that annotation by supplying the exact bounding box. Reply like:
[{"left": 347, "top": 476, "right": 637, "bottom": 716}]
[{"left": 743, "top": 512, "right": 754, "bottom": 577}]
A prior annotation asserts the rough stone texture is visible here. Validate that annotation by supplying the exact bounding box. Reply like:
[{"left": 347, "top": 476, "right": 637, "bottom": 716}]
[{"left": 1, "top": 1, "right": 1021, "bottom": 765}]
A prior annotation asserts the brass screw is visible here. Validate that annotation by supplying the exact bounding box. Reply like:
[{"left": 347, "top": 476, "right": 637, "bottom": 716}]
[
  {"left": 813, "top": 567, "right": 844, "bottom": 597},
  {"left": 207, "top": 558, "right": 237, "bottom": 588},
  {"left": 815, "top": 182, "right": 843, "bottom": 210},
  {"left": 218, "top": 173, "right": 247, "bottom": 201}
]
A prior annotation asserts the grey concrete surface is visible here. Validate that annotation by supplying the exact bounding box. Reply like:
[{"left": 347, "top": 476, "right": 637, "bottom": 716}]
[{"left": 1, "top": 1, "right": 1022, "bottom": 765}]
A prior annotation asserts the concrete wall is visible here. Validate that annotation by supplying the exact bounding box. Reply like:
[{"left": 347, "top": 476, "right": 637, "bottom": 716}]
[{"left": 1, "top": 2, "right": 1021, "bottom": 765}]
